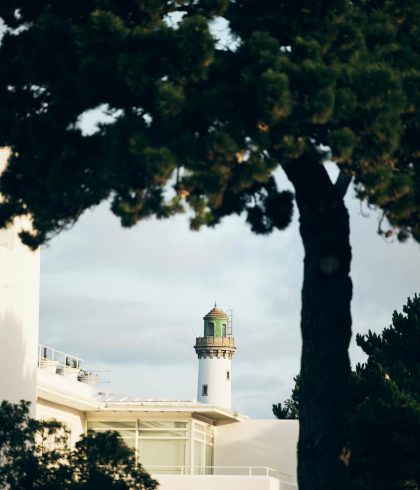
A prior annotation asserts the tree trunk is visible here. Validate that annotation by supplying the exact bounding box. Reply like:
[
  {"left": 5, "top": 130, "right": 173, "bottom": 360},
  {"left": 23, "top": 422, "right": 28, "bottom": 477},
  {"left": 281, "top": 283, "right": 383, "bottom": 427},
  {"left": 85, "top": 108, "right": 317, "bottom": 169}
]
[{"left": 283, "top": 153, "right": 352, "bottom": 490}]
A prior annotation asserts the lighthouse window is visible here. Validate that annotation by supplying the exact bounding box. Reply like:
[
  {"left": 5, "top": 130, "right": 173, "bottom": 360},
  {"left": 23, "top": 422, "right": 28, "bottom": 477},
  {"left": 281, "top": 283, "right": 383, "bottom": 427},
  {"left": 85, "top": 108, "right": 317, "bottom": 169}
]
[
  {"left": 226, "top": 370, "right": 230, "bottom": 381},
  {"left": 202, "top": 384, "right": 208, "bottom": 396},
  {"left": 207, "top": 323, "right": 214, "bottom": 336},
  {"left": 222, "top": 324, "right": 226, "bottom": 337}
]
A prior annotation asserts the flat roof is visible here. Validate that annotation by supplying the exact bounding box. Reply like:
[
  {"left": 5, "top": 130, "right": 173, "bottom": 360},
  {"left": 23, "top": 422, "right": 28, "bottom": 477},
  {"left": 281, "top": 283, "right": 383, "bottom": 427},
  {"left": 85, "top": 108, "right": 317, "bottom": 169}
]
[
  {"left": 88, "top": 398, "right": 247, "bottom": 424},
  {"left": 37, "top": 373, "right": 247, "bottom": 424}
]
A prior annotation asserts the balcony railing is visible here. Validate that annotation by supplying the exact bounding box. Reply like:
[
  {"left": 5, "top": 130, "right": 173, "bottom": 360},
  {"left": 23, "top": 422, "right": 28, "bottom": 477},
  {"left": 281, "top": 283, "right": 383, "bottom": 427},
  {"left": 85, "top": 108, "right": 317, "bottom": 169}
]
[
  {"left": 195, "top": 336, "right": 235, "bottom": 347},
  {"left": 147, "top": 465, "right": 296, "bottom": 483},
  {"left": 38, "top": 344, "right": 111, "bottom": 389}
]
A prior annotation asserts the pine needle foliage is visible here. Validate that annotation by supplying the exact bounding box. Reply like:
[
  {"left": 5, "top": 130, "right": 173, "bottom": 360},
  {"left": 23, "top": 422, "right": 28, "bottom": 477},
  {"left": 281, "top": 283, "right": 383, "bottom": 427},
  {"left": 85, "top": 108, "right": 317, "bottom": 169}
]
[{"left": 0, "top": 0, "right": 418, "bottom": 246}]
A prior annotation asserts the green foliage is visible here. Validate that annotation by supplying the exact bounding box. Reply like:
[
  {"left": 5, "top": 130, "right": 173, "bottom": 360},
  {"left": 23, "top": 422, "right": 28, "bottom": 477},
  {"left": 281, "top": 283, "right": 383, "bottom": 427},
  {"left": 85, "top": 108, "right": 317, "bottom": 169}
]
[
  {"left": 68, "top": 431, "right": 158, "bottom": 490},
  {"left": 350, "top": 294, "right": 420, "bottom": 490},
  {"left": 350, "top": 365, "right": 420, "bottom": 490},
  {"left": 272, "top": 375, "right": 300, "bottom": 419},
  {"left": 0, "top": 400, "right": 158, "bottom": 490},
  {"left": 330, "top": 128, "right": 356, "bottom": 161},
  {"left": 355, "top": 294, "right": 420, "bottom": 398},
  {"left": 0, "top": 400, "right": 68, "bottom": 489},
  {"left": 273, "top": 295, "right": 420, "bottom": 488},
  {"left": 0, "top": 0, "right": 418, "bottom": 247}
]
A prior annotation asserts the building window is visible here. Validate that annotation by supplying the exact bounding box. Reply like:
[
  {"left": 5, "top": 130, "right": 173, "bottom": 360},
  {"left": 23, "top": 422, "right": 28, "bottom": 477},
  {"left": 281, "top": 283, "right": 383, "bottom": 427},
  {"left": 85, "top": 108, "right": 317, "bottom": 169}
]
[
  {"left": 86, "top": 420, "right": 188, "bottom": 474},
  {"left": 226, "top": 370, "right": 230, "bottom": 381},
  {"left": 202, "top": 384, "right": 208, "bottom": 396},
  {"left": 86, "top": 420, "right": 137, "bottom": 449},
  {"left": 207, "top": 322, "right": 214, "bottom": 336},
  {"left": 138, "top": 421, "right": 187, "bottom": 474},
  {"left": 221, "top": 324, "right": 226, "bottom": 337},
  {"left": 193, "top": 421, "right": 214, "bottom": 475}
]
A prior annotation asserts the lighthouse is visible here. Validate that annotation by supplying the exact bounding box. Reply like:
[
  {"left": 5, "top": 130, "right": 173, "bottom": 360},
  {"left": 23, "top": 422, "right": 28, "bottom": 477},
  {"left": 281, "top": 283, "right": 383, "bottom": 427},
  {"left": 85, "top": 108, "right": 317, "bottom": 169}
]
[{"left": 194, "top": 304, "right": 236, "bottom": 409}]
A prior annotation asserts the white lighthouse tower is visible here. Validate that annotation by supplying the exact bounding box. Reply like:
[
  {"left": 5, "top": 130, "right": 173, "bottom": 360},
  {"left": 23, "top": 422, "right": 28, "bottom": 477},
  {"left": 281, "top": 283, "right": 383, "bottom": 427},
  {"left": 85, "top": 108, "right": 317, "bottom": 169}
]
[{"left": 194, "top": 304, "right": 236, "bottom": 409}]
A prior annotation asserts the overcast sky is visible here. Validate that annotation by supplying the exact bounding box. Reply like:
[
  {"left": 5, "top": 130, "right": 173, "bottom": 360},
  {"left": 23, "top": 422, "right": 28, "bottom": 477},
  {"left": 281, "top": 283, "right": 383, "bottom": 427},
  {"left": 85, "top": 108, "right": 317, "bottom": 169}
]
[{"left": 40, "top": 165, "right": 420, "bottom": 419}]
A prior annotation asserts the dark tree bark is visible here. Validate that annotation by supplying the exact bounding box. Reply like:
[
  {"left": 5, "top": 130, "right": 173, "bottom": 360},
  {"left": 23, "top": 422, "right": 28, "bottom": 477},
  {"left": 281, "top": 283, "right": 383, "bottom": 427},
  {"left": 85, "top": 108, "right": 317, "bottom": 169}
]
[{"left": 283, "top": 154, "right": 353, "bottom": 490}]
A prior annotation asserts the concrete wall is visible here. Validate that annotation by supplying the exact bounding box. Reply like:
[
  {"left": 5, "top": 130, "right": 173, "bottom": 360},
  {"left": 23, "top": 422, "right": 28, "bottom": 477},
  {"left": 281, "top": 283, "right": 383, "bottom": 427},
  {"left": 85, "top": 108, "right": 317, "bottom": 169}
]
[
  {"left": 155, "top": 475, "right": 284, "bottom": 490},
  {"left": 0, "top": 149, "right": 40, "bottom": 414},
  {"left": 214, "top": 419, "right": 299, "bottom": 487},
  {"left": 36, "top": 398, "right": 85, "bottom": 447}
]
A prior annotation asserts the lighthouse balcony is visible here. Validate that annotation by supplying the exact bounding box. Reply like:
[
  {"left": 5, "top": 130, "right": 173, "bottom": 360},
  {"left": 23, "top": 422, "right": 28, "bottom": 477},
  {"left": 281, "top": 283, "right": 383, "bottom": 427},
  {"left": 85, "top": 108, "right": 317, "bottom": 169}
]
[{"left": 195, "top": 336, "right": 235, "bottom": 348}]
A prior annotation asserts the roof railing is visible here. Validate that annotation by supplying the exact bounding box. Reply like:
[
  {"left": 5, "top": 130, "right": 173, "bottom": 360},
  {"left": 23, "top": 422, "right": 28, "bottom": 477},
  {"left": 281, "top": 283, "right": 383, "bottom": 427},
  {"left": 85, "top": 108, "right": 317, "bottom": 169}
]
[
  {"left": 146, "top": 465, "right": 296, "bottom": 483},
  {"left": 38, "top": 344, "right": 111, "bottom": 390}
]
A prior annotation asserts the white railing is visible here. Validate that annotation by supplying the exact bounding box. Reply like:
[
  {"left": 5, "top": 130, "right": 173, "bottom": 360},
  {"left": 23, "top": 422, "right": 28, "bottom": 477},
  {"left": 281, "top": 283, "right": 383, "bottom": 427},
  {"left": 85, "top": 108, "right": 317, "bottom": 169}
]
[
  {"left": 38, "top": 344, "right": 111, "bottom": 388},
  {"left": 39, "top": 344, "right": 83, "bottom": 369},
  {"left": 147, "top": 465, "right": 296, "bottom": 482}
]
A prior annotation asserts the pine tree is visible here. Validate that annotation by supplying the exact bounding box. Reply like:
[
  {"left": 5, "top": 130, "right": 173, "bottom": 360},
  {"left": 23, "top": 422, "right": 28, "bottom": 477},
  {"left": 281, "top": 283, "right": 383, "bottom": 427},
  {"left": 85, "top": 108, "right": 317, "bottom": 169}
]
[{"left": 272, "top": 375, "right": 300, "bottom": 419}]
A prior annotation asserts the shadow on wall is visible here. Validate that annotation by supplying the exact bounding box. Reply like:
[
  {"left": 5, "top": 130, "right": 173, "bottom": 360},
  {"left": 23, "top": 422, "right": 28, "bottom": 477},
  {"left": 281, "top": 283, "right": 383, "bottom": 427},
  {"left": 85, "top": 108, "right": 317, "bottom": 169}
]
[
  {"left": 0, "top": 215, "right": 40, "bottom": 415},
  {"left": 0, "top": 306, "right": 38, "bottom": 413}
]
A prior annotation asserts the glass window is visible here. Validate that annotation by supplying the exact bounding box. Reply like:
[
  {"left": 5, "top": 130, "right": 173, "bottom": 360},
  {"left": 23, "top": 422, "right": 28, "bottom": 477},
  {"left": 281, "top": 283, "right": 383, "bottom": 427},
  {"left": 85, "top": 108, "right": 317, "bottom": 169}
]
[
  {"left": 226, "top": 370, "right": 230, "bottom": 381},
  {"left": 139, "top": 430, "right": 186, "bottom": 439},
  {"left": 87, "top": 421, "right": 137, "bottom": 452},
  {"left": 193, "top": 422, "right": 213, "bottom": 475},
  {"left": 207, "top": 322, "right": 214, "bottom": 336},
  {"left": 205, "top": 443, "right": 213, "bottom": 469},
  {"left": 139, "top": 439, "right": 186, "bottom": 474},
  {"left": 139, "top": 421, "right": 186, "bottom": 429},
  {"left": 202, "top": 384, "right": 208, "bottom": 396},
  {"left": 193, "top": 440, "right": 205, "bottom": 474},
  {"left": 87, "top": 421, "right": 136, "bottom": 430},
  {"left": 222, "top": 324, "right": 226, "bottom": 337},
  {"left": 194, "top": 424, "right": 205, "bottom": 435},
  {"left": 86, "top": 419, "right": 190, "bottom": 474}
]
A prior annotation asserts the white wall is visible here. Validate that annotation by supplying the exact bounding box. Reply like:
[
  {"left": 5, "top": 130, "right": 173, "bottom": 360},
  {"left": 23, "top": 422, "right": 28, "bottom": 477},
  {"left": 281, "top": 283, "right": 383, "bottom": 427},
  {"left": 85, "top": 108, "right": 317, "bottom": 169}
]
[
  {"left": 37, "top": 368, "right": 99, "bottom": 400},
  {"left": 197, "top": 357, "right": 231, "bottom": 408},
  {"left": 0, "top": 149, "right": 40, "bottom": 414},
  {"left": 36, "top": 398, "right": 85, "bottom": 447},
  {"left": 155, "top": 475, "right": 284, "bottom": 490},
  {"left": 214, "top": 420, "right": 298, "bottom": 487}
]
